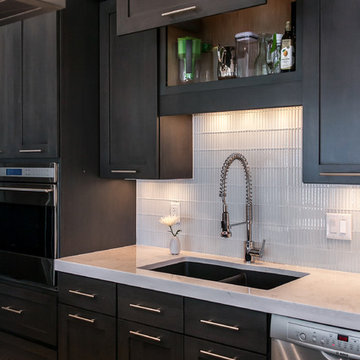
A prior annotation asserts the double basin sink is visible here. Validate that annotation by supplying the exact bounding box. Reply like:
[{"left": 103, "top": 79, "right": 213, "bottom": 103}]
[{"left": 142, "top": 258, "right": 308, "bottom": 290}]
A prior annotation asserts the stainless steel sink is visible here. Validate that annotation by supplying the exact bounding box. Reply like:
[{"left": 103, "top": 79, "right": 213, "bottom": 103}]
[{"left": 142, "top": 258, "right": 308, "bottom": 290}]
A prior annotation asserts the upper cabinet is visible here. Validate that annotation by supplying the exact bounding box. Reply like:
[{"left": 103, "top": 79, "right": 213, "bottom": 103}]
[
  {"left": 0, "top": 13, "right": 58, "bottom": 159},
  {"left": 303, "top": 0, "right": 360, "bottom": 184},
  {"left": 100, "top": 0, "right": 192, "bottom": 180},
  {"left": 117, "top": 0, "right": 266, "bottom": 35}
]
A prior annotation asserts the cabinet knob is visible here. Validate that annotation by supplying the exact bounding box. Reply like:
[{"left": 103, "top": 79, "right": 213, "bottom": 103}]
[{"left": 161, "top": 5, "right": 197, "bottom": 17}]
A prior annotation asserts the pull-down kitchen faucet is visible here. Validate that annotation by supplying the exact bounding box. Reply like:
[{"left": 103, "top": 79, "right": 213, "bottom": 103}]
[{"left": 219, "top": 153, "right": 265, "bottom": 263}]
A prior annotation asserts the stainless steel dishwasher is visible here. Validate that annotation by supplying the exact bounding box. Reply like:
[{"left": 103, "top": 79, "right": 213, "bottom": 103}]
[{"left": 271, "top": 314, "right": 360, "bottom": 360}]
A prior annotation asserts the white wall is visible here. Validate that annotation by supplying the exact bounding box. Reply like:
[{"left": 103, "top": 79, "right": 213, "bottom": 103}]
[{"left": 136, "top": 106, "right": 360, "bottom": 272}]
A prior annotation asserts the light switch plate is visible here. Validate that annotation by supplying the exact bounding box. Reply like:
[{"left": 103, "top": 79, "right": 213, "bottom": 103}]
[{"left": 326, "top": 213, "right": 352, "bottom": 241}]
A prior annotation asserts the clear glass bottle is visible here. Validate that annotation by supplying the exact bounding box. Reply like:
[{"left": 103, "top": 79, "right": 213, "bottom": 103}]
[{"left": 255, "top": 35, "right": 269, "bottom": 76}]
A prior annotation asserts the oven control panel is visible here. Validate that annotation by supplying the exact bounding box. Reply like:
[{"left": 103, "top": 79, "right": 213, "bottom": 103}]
[
  {"left": 288, "top": 321, "right": 360, "bottom": 356},
  {"left": 0, "top": 165, "right": 57, "bottom": 181}
]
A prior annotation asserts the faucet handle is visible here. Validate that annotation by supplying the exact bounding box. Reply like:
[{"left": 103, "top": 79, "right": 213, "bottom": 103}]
[
  {"left": 259, "top": 239, "right": 266, "bottom": 257},
  {"left": 248, "top": 239, "right": 266, "bottom": 258}
]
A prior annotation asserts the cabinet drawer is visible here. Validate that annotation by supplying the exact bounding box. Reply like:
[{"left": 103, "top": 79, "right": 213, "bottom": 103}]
[
  {"left": 185, "top": 298, "right": 268, "bottom": 354},
  {"left": 58, "top": 272, "right": 116, "bottom": 316},
  {"left": 59, "top": 304, "right": 116, "bottom": 360},
  {"left": 0, "top": 292, "right": 56, "bottom": 346},
  {"left": 118, "top": 284, "right": 183, "bottom": 332},
  {"left": 185, "top": 336, "right": 266, "bottom": 360},
  {"left": 118, "top": 319, "right": 183, "bottom": 360},
  {"left": 0, "top": 331, "right": 57, "bottom": 360}
]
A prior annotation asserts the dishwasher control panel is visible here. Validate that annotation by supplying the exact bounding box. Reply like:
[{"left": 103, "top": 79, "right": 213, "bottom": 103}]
[
  {"left": 271, "top": 314, "right": 360, "bottom": 359},
  {"left": 288, "top": 321, "right": 360, "bottom": 355}
]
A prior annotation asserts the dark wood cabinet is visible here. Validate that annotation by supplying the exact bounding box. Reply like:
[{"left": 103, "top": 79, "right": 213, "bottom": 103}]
[
  {"left": 303, "top": 0, "right": 360, "bottom": 184},
  {"left": 21, "top": 13, "right": 58, "bottom": 157},
  {"left": 0, "top": 13, "right": 58, "bottom": 160},
  {"left": 58, "top": 304, "right": 116, "bottom": 360},
  {"left": 100, "top": 0, "right": 192, "bottom": 179},
  {"left": 116, "top": 0, "right": 266, "bottom": 35},
  {"left": 118, "top": 319, "right": 184, "bottom": 360},
  {"left": 185, "top": 298, "right": 269, "bottom": 355},
  {"left": 0, "top": 280, "right": 57, "bottom": 347},
  {"left": 0, "top": 22, "right": 21, "bottom": 159},
  {"left": 0, "top": 331, "right": 56, "bottom": 360},
  {"left": 185, "top": 336, "right": 266, "bottom": 360}
]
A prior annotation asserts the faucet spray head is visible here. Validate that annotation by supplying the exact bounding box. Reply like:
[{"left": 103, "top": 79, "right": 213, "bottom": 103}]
[{"left": 221, "top": 205, "right": 231, "bottom": 238}]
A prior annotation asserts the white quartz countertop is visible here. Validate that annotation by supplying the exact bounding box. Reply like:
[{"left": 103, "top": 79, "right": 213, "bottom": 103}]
[{"left": 55, "top": 245, "right": 360, "bottom": 331}]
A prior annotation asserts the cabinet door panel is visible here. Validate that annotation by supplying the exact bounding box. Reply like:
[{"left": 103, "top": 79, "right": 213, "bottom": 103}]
[
  {"left": 0, "top": 22, "right": 21, "bottom": 157},
  {"left": 303, "top": 0, "right": 360, "bottom": 183},
  {"left": 58, "top": 304, "right": 116, "bottom": 360},
  {"left": 0, "top": 331, "right": 56, "bottom": 360},
  {"left": 100, "top": 1, "right": 158, "bottom": 178},
  {"left": 22, "top": 12, "right": 58, "bottom": 158},
  {"left": 117, "top": 0, "right": 266, "bottom": 35},
  {"left": 319, "top": 0, "right": 360, "bottom": 166},
  {"left": 118, "top": 319, "right": 183, "bottom": 360}
]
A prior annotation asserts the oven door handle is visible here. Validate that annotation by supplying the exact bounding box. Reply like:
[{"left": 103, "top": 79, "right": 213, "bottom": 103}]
[{"left": 0, "top": 186, "right": 53, "bottom": 193}]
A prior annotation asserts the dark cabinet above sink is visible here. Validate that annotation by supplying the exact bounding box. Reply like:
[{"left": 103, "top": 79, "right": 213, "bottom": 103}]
[
  {"left": 116, "top": 0, "right": 266, "bottom": 35},
  {"left": 143, "top": 258, "right": 308, "bottom": 290}
]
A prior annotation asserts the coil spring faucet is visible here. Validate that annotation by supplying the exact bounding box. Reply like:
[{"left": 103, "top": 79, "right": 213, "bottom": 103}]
[{"left": 219, "top": 153, "right": 265, "bottom": 263}]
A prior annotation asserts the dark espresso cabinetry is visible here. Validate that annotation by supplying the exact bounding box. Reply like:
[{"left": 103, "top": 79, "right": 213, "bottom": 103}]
[
  {"left": 0, "top": 279, "right": 57, "bottom": 360},
  {"left": 58, "top": 273, "right": 117, "bottom": 360},
  {"left": 303, "top": 0, "right": 360, "bottom": 184},
  {"left": 100, "top": 0, "right": 192, "bottom": 179},
  {"left": 0, "top": 14, "right": 57, "bottom": 159},
  {"left": 116, "top": 0, "right": 266, "bottom": 35},
  {"left": 57, "top": 272, "right": 270, "bottom": 360}
]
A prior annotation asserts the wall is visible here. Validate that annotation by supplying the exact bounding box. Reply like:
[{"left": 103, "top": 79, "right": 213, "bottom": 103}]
[{"left": 137, "top": 106, "right": 360, "bottom": 272}]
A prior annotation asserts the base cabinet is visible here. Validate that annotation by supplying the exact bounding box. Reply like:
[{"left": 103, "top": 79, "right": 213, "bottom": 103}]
[
  {"left": 0, "top": 331, "right": 56, "bottom": 360},
  {"left": 185, "top": 336, "right": 266, "bottom": 360},
  {"left": 58, "top": 304, "right": 116, "bottom": 360},
  {"left": 118, "top": 319, "right": 183, "bottom": 360}
]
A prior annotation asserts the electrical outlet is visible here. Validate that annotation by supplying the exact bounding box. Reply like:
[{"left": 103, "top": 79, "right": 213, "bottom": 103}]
[
  {"left": 170, "top": 202, "right": 180, "bottom": 223},
  {"left": 326, "top": 213, "right": 352, "bottom": 241}
]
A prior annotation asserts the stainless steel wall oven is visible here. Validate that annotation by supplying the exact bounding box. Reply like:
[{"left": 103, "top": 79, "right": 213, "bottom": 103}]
[{"left": 0, "top": 163, "right": 58, "bottom": 287}]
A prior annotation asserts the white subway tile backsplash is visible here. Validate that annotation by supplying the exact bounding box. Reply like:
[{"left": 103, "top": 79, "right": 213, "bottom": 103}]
[{"left": 136, "top": 106, "right": 360, "bottom": 272}]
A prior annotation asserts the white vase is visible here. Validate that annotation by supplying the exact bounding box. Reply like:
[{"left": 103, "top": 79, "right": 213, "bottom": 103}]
[{"left": 169, "top": 236, "right": 180, "bottom": 255}]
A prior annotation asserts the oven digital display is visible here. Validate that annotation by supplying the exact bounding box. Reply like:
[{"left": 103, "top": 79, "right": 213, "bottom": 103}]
[
  {"left": 338, "top": 335, "right": 349, "bottom": 342},
  {"left": 6, "top": 169, "right": 22, "bottom": 176}
]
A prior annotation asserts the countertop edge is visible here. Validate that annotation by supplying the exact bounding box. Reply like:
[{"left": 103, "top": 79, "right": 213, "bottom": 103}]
[{"left": 55, "top": 259, "right": 360, "bottom": 331}]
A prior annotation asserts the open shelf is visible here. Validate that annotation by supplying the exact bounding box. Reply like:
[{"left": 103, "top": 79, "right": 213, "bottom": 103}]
[{"left": 159, "top": 0, "right": 303, "bottom": 115}]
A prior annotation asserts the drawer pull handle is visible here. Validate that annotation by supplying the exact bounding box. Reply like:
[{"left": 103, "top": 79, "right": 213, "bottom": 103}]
[
  {"left": 110, "top": 170, "right": 137, "bottom": 174},
  {"left": 129, "top": 303, "right": 161, "bottom": 313},
  {"left": 200, "top": 319, "right": 239, "bottom": 331},
  {"left": 129, "top": 330, "right": 161, "bottom": 342},
  {"left": 200, "top": 350, "right": 237, "bottom": 360},
  {"left": 19, "top": 149, "right": 43, "bottom": 153},
  {"left": 320, "top": 172, "right": 360, "bottom": 177},
  {"left": 161, "top": 5, "right": 196, "bottom": 17},
  {"left": 68, "top": 313, "right": 95, "bottom": 323},
  {"left": 68, "top": 289, "right": 96, "bottom": 298},
  {"left": 1, "top": 306, "right": 23, "bottom": 315}
]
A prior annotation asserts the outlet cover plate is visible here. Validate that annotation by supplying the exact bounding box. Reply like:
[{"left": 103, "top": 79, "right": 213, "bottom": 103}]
[{"left": 170, "top": 202, "right": 180, "bottom": 224}]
